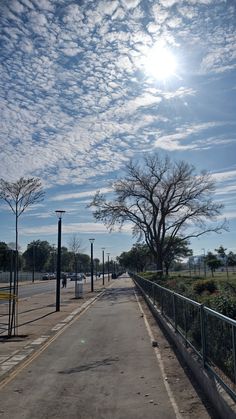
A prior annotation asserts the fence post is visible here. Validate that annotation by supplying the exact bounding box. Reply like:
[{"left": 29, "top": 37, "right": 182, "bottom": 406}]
[
  {"left": 232, "top": 324, "right": 236, "bottom": 384},
  {"left": 200, "top": 304, "right": 206, "bottom": 367},
  {"left": 161, "top": 289, "right": 164, "bottom": 315},
  {"left": 173, "top": 292, "right": 177, "bottom": 332},
  {"left": 184, "top": 300, "right": 187, "bottom": 346}
]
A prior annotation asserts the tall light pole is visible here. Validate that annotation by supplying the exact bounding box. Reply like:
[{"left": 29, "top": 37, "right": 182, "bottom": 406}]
[
  {"left": 32, "top": 243, "right": 35, "bottom": 283},
  {"left": 107, "top": 253, "right": 110, "bottom": 282},
  {"left": 89, "top": 238, "right": 95, "bottom": 292},
  {"left": 55, "top": 210, "right": 65, "bottom": 312},
  {"left": 102, "top": 248, "right": 105, "bottom": 286}
]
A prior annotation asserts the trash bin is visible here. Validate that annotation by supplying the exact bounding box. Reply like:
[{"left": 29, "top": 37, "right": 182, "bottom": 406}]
[{"left": 75, "top": 279, "right": 83, "bottom": 298}]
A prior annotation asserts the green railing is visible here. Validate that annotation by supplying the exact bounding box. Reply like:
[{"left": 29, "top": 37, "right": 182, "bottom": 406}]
[{"left": 131, "top": 273, "right": 236, "bottom": 402}]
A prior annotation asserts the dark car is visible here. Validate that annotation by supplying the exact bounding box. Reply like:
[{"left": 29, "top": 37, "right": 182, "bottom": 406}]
[
  {"left": 42, "top": 273, "right": 50, "bottom": 280},
  {"left": 41, "top": 273, "right": 56, "bottom": 280},
  {"left": 69, "top": 273, "right": 86, "bottom": 281}
]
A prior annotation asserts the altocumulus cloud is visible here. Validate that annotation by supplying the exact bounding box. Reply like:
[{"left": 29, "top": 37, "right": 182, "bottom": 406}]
[
  {"left": 0, "top": 0, "right": 235, "bottom": 192},
  {"left": 0, "top": 0, "right": 236, "bottom": 230},
  {"left": 0, "top": 0, "right": 236, "bottom": 256}
]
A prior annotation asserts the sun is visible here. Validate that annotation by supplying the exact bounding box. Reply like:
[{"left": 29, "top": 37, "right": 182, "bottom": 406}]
[{"left": 142, "top": 43, "right": 177, "bottom": 81}]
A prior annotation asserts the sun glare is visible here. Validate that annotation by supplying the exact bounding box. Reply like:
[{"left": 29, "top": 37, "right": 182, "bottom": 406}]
[{"left": 143, "top": 43, "right": 177, "bottom": 81}]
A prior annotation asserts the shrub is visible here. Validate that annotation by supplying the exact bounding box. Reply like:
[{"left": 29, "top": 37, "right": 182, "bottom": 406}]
[
  {"left": 193, "top": 279, "right": 217, "bottom": 295},
  {"left": 209, "top": 294, "right": 236, "bottom": 318}
]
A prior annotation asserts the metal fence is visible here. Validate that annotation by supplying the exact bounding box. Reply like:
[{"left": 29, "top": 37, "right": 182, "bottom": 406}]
[
  {"left": 131, "top": 273, "right": 236, "bottom": 402},
  {"left": 0, "top": 271, "right": 42, "bottom": 283}
]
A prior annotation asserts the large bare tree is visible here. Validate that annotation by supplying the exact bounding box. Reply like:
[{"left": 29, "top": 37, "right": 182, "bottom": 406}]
[
  {"left": 0, "top": 177, "right": 44, "bottom": 335},
  {"left": 90, "top": 154, "right": 227, "bottom": 273}
]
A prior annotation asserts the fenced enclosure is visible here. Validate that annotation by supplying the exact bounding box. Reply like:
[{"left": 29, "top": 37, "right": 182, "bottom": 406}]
[
  {"left": 131, "top": 273, "right": 236, "bottom": 402},
  {"left": 0, "top": 270, "right": 42, "bottom": 283}
]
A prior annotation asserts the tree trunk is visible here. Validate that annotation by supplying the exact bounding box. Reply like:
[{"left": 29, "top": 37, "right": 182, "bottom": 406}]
[
  {"left": 156, "top": 254, "right": 163, "bottom": 277},
  {"left": 9, "top": 211, "right": 19, "bottom": 336}
]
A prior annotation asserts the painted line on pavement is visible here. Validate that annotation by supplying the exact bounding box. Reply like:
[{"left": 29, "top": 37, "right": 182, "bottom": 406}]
[{"left": 134, "top": 290, "right": 183, "bottom": 419}]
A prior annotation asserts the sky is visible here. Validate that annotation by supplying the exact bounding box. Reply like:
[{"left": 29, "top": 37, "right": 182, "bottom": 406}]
[{"left": 0, "top": 0, "right": 236, "bottom": 261}]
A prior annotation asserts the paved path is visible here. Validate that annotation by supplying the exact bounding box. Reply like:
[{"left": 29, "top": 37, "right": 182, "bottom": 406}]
[{"left": 0, "top": 276, "right": 178, "bottom": 418}]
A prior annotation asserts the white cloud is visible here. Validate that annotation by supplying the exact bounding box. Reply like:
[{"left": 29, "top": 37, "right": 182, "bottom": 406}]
[
  {"left": 160, "top": 0, "right": 179, "bottom": 8},
  {"left": 0, "top": 0, "right": 235, "bottom": 192},
  {"left": 21, "top": 222, "right": 133, "bottom": 236},
  {"left": 51, "top": 187, "right": 113, "bottom": 202},
  {"left": 122, "top": 0, "right": 141, "bottom": 10},
  {"left": 154, "top": 122, "right": 223, "bottom": 150},
  {"left": 212, "top": 170, "right": 236, "bottom": 183}
]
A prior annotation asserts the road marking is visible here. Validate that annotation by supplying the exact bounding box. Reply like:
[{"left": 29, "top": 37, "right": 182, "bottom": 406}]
[
  {"left": 134, "top": 290, "right": 183, "bottom": 419},
  {"left": 0, "top": 288, "right": 108, "bottom": 390}
]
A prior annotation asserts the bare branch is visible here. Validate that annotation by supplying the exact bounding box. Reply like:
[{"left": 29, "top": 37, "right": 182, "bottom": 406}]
[{"left": 0, "top": 177, "right": 45, "bottom": 217}]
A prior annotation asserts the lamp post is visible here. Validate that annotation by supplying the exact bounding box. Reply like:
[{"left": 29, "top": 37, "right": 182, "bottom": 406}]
[
  {"left": 55, "top": 210, "right": 65, "bottom": 312},
  {"left": 102, "top": 248, "right": 105, "bottom": 286},
  {"left": 32, "top": 243, "right": 35, "bottom": 283},
  {"left": 89, "top": 238, "right": 95, "bottom": 292},
  {"left": 107, "top": 253, "right": 110, "bottom": 282},
  {"left": 8, "top": 248, "right": 14, "bottom": 336}
]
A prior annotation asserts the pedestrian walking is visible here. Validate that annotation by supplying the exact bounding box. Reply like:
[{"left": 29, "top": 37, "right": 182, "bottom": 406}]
[{"left": 62, "top": 274, "right": 67, "bottom": 288}]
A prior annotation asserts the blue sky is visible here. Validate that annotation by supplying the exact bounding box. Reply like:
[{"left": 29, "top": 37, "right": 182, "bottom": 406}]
[{"left": 0, "top": 0, "right": 235, "bottom": 260}]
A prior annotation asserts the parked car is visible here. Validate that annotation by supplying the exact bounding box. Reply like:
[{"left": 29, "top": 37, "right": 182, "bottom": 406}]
[
  {"left": 69, "top": 273, "right": 86, "bottom": 281},
  {"left": 42, "top": 273, "right": 50, "bottom": 280},
  {"left": 41, "top": 273, "right": 56, "bottom": 280}
]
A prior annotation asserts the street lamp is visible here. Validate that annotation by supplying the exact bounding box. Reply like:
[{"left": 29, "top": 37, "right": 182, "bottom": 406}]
[
  {"left": 107, "top": 253, "right": 110, "bottom": 282},
  {"left": 55, "top": 210, "right": 66, "bottom": 312},
  {"left": 89, "top": 238, "right": 95, "bottom": 292},
  {"left": 102, "top": 248, "right": 105, "bottom": 286}
]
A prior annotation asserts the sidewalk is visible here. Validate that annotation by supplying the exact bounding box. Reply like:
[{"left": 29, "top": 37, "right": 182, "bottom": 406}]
[
  {"left": 0, "top": 276, "right": 214, "bottom": 418},
  {"left": 0, "top": 277, "right": 108, "bottom": 379},
  {"left": 0, "top": 276, "right": 178, "bottom": 418}
]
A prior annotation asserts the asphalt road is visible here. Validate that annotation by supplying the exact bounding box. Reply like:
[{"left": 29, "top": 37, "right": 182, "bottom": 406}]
[
  {"left": 0, "top": 275, "right": 101, "bottom": 300},
  {"left": 0, "top": 276, "right": 177, "bottom": 418}
]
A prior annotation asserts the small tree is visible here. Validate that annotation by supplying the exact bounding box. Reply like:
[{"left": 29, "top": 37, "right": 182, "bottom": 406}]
[
  {"left": 206, "top": 252, "right": 223, "bottom": 277},
  {"left": 228, "top": 251, "right": 236, "bottom": 272},
  {"left": 23, "top": 240, "right": 52, "bottom": 272},
  {"left": 0, "top": 177, "right": 44, "bottom": 335},
  {"left": 215, "top": 245, "right": 229, "bottom": 278},
  {"left": 163, "top": 237, "right": 192, "bottom": 276},
  {"left": 77, "top": 253, "right": 90, "bottom": 273},
  {"left": 68, "top": 234, "right": 84, "bottom": 273}
]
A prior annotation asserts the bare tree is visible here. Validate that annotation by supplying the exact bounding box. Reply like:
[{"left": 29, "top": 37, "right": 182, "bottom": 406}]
[
  {"left": 68, "top": 234, "right": 84, "bottom": 273},
  {"left": 0, "top": 177, "right": 44, "bottom": 335},
  {"left": 90, "top": 154, "right": 227, "bottom": 273}
]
